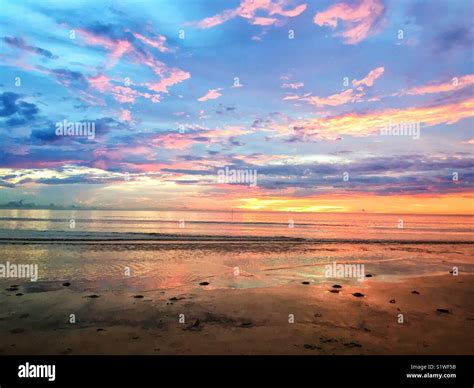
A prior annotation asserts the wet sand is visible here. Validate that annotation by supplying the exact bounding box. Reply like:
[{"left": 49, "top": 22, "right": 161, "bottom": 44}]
[{"left": 1, "top": 273, "right": 473, "bottom": 355}]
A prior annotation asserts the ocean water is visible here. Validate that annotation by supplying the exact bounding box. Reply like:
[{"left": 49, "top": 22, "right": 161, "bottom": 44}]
[
  {"left": 0, "top": 209, "right": 473, "bottom": 241},
  {"left": 0, "top": 209, "right": 472, "bottom": 291}
]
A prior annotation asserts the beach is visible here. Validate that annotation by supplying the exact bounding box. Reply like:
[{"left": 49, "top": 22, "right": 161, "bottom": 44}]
[
  {"left": 0, "top": 209, "right": 473, "bottom": 355},
  {"left": 1, "top": 270, "right": 473, "bottom": 355}
]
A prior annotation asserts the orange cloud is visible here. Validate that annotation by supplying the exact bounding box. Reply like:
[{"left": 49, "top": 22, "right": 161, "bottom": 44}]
[
  {"left": 285, "top": 97, "right": 474, "bottom": 139},
  {"left": 314, "top": 0, "right": 384, "bottom": 44},
  {"left": 235, "top": 192, "right": 474, "bottom": 214},
  {"left": 402, "top": 74, "right": 474, "bottom": 96}
]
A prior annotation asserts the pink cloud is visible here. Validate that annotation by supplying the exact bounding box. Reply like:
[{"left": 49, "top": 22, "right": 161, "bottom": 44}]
[
  {"left": 314, "top": 0, "right": 384, "bottom": 44},
  {"left": 78, "top": 29, "right": 131, "bottom": 67},
  {"left": 281, "top": 82, "right": 304, "bottom": 89},
  {"left": 119, "top": 109, "right": 132, "bottom": 122},
  {"left": 352, "top": 66, "right": 384, "bottom": 87},
  {"left": 132, "top": 32, "right": 170, "bottom": 53},
  {"left": 88, "top": 74, "right": 110, "bottom": 92},
  {"left": 192, "top": 0, "right": 307, "bottom": 29},
  {"left": 198, "top": 88, "right": 223, "bottom": 102},
  {"left": 302, "top": 88, "right": 361, "bottom": 107},
  {"left": 286, "top": 67, "right": 384, "bottom": 107},
  {"left": 147, "top": 68, "right": 191, "bottom": 94},
  {"left": 78, "top": 28, "right": 191, "bottom": 99},
  {"left": 251, "top": 17, "right": 279, "bottom": 26}
]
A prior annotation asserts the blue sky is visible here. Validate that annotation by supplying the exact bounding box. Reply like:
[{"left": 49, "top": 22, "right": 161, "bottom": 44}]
[{"left": 0, "top": 0, "right": 473, "bottom": 213}]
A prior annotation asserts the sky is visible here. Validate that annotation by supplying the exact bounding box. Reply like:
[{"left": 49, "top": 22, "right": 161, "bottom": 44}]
[{"left": 0, "top": 0, "right": 473, "bottom": 214}]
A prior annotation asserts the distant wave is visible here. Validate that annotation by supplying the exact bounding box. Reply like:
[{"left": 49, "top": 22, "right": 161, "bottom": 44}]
[{"left": 0, "top": 230, "right": 472, "bottom": 244}]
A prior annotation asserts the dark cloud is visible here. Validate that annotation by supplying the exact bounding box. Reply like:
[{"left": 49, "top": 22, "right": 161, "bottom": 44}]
[
  {"left": 0, "top": 92, "right": 39, "bottom": 126},
  {"left": 49, "top": 68, "right": 89, "bottom": 89},
  {"left": 2, "top": 36, "right": 58, "bottom": 59}
]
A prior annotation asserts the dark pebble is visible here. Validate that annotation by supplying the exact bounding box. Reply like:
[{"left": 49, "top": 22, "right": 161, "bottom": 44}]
[
  {"left": 302, "top": 281, "right": 310, "bottom": 285},
  {"left": 329, "top": 289, "right": 339, "bottom": 293},
  {"left": 97, "top": 328, "right": 105, "bottom": 332},
  {"left": 343, "top": 342, "right": 362, "bottom": 348},
  {"left": 199, "top": 282, "right": 210, "bottom": 286},
  {"left": 15, "top": 293, "right": 23, "bottom": 296},
  {"left": 304, "top": 344, "right": 322, "bottom": 350},
  {"left": 436, "top": 309, "right": 449, "bottom": 314},
  {"left": 332, "top": 284, "right": 342, "bottom": 288},
  {"left": 411, "top": 290, "right": 420, "bottom": 295},
  {"left": 86, "top": 294, "right": 100, "bottom": 298},
  {"left": 62, "top": 282, "right": 71, "bottom": 287},
  {"left": 365, "top": 274, "right": 373, "bottom": 278},
  {"left": 132, "top": 295, "right": 144, "bottom": 299},
  {"left": 185, "top": 319, "right": 201, "bottom": 331},
  {"left": 389, "top": 299, "right": 396, "bottom": 304},
  {"left": 352, "top": 292, "right": 365, "bottom": 297}
]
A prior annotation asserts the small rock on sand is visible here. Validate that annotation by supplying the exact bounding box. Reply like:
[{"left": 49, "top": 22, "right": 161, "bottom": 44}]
[
  {"left": 411, "top": 290, "right": 420, "bottom": 295},
  {"left": 332, "top": 284, "right": 342, "bottom": 288},
  {"left": 132, "top": 295, "right": 144, "bottom": 299},
  {"left": 185, "top": 318, "right": 201, "bottom": 331},
  {"left": 86, "top": 294, "right": 100, "bottom": 298},
  {"left": 329, "top": 289, "right": 340, "bottom": 293},
  {"left": 365, "top": 274, "right": 373, "bottom": 278},
  {"left": 304, "top": 344, "right": 322, "bottom": 350},
  {"left": 352, "top": 292, "right": 365, "bottom": 298},
  {"left": 343, "top": 342, "right": 362, "bottom": 348},
  {"left": 62, "top": 282, "right": 71, "bottom": 287},
  {"left": 15, "top": 293, "right": 23, "bottom": 296},
  {"left": 436, "top": 309, "right": 449, "bottom": 314},
  {"left": 199, "top": 282, "right": 210, "bottom": 286},
  {"left": 389, "top": 299, "right": 396, "bottom": 304},
  {"left": 302, "top": 281, "right": 310, "bottom": 285}
]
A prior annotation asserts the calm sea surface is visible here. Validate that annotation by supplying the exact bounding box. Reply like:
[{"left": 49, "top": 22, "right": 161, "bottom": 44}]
[{"left": 0, "top": 209, "right": 472, "bottom": 291}]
